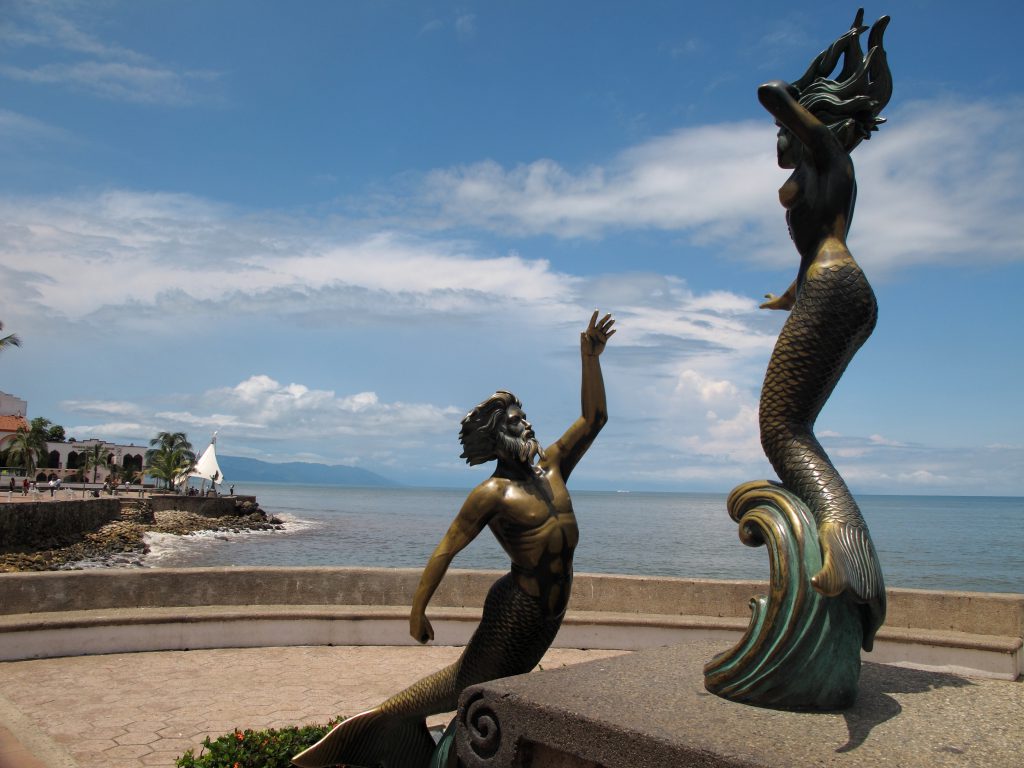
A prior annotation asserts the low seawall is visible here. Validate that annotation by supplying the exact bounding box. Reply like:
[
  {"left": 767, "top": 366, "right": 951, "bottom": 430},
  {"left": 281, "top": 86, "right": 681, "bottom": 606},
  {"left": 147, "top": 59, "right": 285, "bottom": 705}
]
[
  {"left": 148, "top": 494, "right": 258, "bottom": 517},
  {"left": 0, "top": 499, "right": 121, "bottom": 548},
  {"left": 1, "top": 567, "right": 1021, "bottom": 639},
  {"left": 0, "top": 568, "right": 1019, "bottom": 679}
]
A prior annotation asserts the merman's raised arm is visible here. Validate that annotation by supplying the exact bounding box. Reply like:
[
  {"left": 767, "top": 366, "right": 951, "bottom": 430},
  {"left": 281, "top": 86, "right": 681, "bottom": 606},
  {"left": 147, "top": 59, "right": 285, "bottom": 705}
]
[{"left": 547, "top": 310, "right": 615, "bottom": 480}]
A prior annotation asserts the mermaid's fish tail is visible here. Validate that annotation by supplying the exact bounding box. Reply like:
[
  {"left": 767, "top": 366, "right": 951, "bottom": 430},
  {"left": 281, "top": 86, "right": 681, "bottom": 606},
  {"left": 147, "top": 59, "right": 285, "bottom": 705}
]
[
  {"left": 759, "top": 260, "right": 885, "bottom": 651},
  {"left": 812, "top": 519, "right": 886, "bottom": 651},
  {"left": 291, "top": 706, "right": 436, "bottom": 768}
]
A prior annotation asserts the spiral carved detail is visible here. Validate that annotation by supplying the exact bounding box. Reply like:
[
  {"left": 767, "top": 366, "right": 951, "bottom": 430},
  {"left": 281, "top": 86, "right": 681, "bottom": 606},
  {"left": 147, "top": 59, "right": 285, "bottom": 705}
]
[{"left": 463, "top": 693, "right": 502, "bottom": 761}]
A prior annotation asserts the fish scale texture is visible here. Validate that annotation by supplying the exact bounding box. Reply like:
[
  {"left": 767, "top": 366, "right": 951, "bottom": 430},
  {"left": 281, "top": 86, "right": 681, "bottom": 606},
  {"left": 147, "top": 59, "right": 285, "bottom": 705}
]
[
  {"left": 758, "top": 259, "right": 885, "bottom": 649},
  {"left": 293, "top": 573, "right": 563, "bottom": 768}
]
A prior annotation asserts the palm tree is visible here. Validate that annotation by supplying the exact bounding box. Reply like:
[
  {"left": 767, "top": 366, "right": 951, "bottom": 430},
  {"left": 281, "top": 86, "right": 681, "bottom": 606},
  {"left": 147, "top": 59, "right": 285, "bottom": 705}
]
[
  {"left": 80, "top": 443, "right": 111, "bottom": 484},
  {"left": 108, "top": 461, "right": 141, "bottom": 486},
  {"left": 0, "top": 321, "right": 21, "bottom": 355},
  {"left": 6, "top": 428, "right": 44, "bottom": 475},
  {"left": 146, "top": 431, "right": 195, "bottom": 467},
  {"left": 145, "top": 447, "right": 193, "bottom": 490}
]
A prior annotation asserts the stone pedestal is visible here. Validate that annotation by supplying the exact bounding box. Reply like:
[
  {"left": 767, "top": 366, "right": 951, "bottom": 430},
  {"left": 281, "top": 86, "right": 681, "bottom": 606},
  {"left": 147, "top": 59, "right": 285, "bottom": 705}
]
[{"left": 455, "top": 640, "right": 1022, "bottom": 767}]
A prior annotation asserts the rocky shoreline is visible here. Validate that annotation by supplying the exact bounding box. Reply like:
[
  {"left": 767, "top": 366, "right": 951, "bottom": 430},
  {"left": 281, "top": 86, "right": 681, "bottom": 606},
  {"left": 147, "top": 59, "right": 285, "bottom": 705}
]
[{"left": 0, "top": 498, "right": 284, "bottom": 572}]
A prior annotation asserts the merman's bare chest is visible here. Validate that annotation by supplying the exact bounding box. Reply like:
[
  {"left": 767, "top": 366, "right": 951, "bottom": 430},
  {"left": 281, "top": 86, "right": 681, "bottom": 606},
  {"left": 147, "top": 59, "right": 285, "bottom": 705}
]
[{"left": 492, "top": 480, "right": 578, "bottom": 545}]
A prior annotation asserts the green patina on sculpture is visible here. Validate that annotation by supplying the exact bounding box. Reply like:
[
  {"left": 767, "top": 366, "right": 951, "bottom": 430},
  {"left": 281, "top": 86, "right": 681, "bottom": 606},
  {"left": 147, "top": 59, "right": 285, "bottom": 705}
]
[
  {"left": 704, "top": 481, "right": 863, "bottom": 708},
  {"left": 705, "top": 8, "right": 892, "bottom": 710}
]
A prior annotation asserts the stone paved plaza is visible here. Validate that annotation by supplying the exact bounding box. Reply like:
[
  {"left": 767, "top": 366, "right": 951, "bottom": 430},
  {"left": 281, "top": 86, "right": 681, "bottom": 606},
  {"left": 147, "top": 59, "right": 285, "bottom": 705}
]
[{"left": 0, "top": 645, "right": 627, "bottom": 767}]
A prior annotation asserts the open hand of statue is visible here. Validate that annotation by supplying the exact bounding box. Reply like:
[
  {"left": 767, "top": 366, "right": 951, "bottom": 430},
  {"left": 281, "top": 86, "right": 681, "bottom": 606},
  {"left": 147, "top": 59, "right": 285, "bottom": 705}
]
[
  {"left": 410, "top": 611, "right": 434, "bottom": 645},
  {"left": 760, "top": 291, "right": 795, "bottom": 311},
  {"left": 581, "top": 310, "right": 616, "bottom": 357}
]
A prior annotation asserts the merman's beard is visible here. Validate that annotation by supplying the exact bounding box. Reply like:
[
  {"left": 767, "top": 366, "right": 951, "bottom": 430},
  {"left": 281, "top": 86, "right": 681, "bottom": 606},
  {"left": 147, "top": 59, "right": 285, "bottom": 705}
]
[{"left": 497, "top": 431, "right": 546, "bottom": 468}]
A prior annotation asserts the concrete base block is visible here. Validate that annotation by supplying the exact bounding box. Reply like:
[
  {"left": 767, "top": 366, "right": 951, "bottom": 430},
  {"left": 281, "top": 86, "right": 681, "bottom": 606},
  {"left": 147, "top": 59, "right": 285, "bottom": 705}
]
[{"left": 455, "top": 640, "right": 1024, "bottom": 768}]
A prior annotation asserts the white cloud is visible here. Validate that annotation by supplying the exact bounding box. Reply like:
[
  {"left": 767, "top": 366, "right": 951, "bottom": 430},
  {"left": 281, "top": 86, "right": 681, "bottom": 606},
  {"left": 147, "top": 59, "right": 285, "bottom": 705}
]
[
  {"left": 59, "top": 374, "right": 464, "bottom": 467},
  {"left": 59, "top": 400, "right": 143, "bottom": 417},
  {"left": 5, "top": 1, "right": 147, "bottom": 62},
  {"left": 0, "top": 62, "right": 220, "bottom": 106},
  {"left": 0, "top": 109, "right": 77, "bottom": 146},
  {"left": 419, "top": 19, "right": 444, "bottom": 36},
  {"left": 64, "top": 422, "right": 149, "bottom": 442},
  {"left": 421, "top": 124, "right": 776, "bottom": 240},
  {"left": 0, "top": 192, "right": 578, "bottom": 323},
  {"left": 419, "top": 100, "right": 1024, "bottom": 272},
  {"left": 675, "top": 370, "right": 740, "bottom": 406},
  {"left": 455, "top": 14, "right": 477, "bottom": 41},
  {"left": 897, "top": 469, "right": 951, "bottom": 485},
  {"left": 1, "top": 2, "right": 221, "bottom": 105},
  {"left": 868, "top": 433, "right": 906, "bottom": 447}
]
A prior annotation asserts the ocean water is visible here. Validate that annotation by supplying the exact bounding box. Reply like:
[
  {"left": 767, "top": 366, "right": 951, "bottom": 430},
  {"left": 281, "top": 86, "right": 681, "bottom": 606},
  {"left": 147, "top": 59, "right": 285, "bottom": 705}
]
[{"left": 144, "top": 484, "right": 1024, "bottom": 594}]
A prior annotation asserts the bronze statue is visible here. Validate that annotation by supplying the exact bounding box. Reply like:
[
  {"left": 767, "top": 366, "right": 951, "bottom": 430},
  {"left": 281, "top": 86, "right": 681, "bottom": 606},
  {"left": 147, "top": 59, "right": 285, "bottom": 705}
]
[
  {"left": 705, "top": 9, "right": 891, "bottom": 709},
  {"left": 293, "top": 311, "right": 615, "bottom": 768}
]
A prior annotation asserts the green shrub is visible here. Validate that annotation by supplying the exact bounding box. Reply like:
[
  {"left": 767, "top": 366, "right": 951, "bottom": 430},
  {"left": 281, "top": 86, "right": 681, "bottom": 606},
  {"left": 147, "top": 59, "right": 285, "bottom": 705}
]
[{"left": 176, "top": 718, "right": 344, "bottom": 768}]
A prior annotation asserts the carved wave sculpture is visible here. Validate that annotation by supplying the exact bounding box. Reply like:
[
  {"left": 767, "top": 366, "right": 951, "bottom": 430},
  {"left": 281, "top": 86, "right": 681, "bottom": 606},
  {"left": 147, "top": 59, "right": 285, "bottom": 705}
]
[{"left": 703, "top": 480, "right": 863, "bottom": 709}]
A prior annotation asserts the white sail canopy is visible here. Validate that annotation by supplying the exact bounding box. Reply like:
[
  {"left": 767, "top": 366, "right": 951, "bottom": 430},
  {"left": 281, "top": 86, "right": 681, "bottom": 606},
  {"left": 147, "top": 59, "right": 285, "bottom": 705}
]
[{"left": 178, "top": 432, "right": 225, "bottom": 487}]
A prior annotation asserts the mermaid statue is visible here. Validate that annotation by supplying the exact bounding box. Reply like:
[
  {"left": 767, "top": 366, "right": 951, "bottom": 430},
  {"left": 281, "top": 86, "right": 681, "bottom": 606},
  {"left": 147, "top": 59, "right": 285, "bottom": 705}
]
[
  {"left": 293, "top": 311, "right": 614, "bottom": 767},
  {"left": 704, "top": 10, "right": 892, "bottom": 709}
]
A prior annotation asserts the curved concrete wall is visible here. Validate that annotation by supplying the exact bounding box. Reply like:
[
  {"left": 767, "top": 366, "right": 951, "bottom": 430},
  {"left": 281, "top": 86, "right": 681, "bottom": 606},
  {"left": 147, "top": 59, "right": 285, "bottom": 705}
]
[
  {"left": 1, "top": 567, "right": 1021, "bottom": 637},
  {"left": 0, "top": 568, "right": 1020, "bottom": 678}
]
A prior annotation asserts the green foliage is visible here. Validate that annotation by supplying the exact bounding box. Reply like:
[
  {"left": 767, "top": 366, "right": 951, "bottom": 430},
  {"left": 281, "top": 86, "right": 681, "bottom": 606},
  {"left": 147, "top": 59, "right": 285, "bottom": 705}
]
[
  {"left": 175, "top": 719, "right": 343, "bottom": 768},
  {"left": 80, "top": 442, "right": 110, "bottom": 483},
  {"left": 145, "top": 431, "right": 196, "bottom": 489},
  {"left": 0, "top": 321, "right": 21, "bottom": 354},
  {"left": 145, "top": 446, "right": 193, "bottom": 489},
  {"left": 107, "top": 461, "right": 141, "bottom": 484},
  {"left": 6, "top": 428, "right": 45, "bottom": 474},
  {"left": 147, "top": 431, "right": 196, "bottom": 466},
  {"left": 26, "top": 417, "right": 67, "bottom": 459}
]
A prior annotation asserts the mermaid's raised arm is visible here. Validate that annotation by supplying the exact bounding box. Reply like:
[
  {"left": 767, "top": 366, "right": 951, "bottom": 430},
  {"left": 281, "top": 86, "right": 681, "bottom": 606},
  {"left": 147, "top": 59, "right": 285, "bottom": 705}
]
[{"left": 758, "top": 80, "right": 832, "bottom": 164}]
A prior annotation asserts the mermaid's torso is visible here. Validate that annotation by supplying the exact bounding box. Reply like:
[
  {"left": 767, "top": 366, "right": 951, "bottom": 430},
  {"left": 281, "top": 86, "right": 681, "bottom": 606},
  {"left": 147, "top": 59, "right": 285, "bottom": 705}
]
[{"left": 764, "top": 151, "right": 876, "bottom": 445}]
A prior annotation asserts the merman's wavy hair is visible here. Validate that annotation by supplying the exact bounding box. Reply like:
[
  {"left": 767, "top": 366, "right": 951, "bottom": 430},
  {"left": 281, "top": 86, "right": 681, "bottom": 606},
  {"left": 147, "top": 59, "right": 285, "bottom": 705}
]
[
  {"left": 790, "top": 8, "right": 893, "bottom": 152},
  {"left": 459, "top": 390, "right": 521, "bottom": 466}
]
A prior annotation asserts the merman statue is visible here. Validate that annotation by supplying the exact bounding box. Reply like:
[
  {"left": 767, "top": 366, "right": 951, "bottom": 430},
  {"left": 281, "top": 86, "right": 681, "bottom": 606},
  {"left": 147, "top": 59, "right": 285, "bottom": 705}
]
[{"left": 293, "top": 310, "right": 615, "bottom": 768}]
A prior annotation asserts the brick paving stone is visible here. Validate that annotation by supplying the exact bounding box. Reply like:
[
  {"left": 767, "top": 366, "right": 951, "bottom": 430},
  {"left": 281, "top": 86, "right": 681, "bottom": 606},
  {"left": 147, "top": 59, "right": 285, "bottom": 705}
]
[
  {"left": 141, "top": 751, "right": 185, "bottom": 766},
  {"left": 104, "top": 743, "right": 153, "bottom": 760},
  {"left": 114, "top": 731, "right": 161, "bottom": 746}
]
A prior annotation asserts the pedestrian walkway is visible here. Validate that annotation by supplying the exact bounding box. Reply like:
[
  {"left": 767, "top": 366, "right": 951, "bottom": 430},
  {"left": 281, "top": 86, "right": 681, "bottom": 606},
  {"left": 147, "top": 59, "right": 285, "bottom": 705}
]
[{"left": 0, "top": 645, "right": 627, "bottom": 767}]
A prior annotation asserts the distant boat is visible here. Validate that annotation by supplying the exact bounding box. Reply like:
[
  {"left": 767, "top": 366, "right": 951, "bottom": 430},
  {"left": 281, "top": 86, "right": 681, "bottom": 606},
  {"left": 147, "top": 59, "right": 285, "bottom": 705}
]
[{"left": 176, "top": 432, "right": 226, "bottom": 490}]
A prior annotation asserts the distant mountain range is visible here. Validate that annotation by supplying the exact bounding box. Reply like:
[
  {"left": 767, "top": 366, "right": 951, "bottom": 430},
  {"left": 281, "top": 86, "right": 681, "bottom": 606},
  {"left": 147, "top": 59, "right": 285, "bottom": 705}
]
[{"left": 219, "top": 455, "right": 398, "bottom": 487}]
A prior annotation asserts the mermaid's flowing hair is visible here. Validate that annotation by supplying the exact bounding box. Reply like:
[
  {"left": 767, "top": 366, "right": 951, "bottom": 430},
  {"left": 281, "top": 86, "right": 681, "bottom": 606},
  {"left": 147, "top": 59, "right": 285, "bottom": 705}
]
[{"left": 790, "top": 9, "right": 893, "bottom": 151}]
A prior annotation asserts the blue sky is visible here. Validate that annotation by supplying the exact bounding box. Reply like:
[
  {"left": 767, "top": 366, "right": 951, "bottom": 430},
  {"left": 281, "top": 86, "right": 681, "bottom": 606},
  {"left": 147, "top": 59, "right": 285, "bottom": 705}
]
[{"left": 1, "top": 1, "right": 1021, "bottom": 495}]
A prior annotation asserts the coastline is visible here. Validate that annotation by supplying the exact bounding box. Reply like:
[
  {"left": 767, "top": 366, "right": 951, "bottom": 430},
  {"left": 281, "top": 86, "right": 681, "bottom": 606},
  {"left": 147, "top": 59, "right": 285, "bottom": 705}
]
[{"left": 0, "top": 496, "right": 284, "bottom": 572}]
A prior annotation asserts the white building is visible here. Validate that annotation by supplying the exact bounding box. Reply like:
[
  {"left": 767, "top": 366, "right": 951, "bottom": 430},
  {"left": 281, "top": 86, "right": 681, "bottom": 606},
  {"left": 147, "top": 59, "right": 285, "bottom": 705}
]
[{"left": 0, "top": 391, "right": 145, "bottom": 483}]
